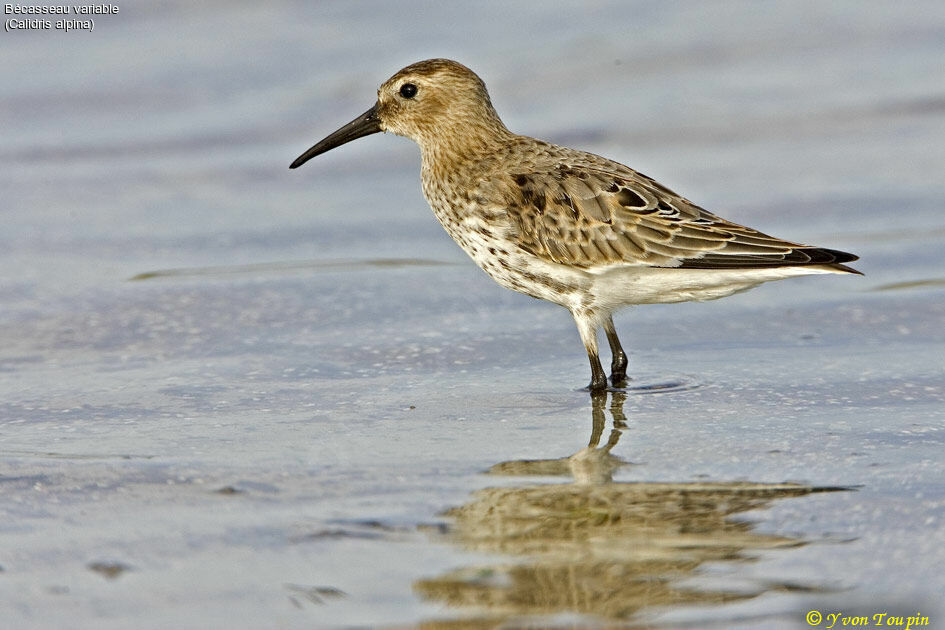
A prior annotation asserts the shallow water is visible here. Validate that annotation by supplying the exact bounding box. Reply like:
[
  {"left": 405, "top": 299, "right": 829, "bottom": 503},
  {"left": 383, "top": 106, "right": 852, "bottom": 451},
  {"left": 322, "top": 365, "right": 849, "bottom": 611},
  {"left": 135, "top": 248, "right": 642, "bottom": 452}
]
[{"left": 2, "top": 1, "right": 944, "bottom": 628}]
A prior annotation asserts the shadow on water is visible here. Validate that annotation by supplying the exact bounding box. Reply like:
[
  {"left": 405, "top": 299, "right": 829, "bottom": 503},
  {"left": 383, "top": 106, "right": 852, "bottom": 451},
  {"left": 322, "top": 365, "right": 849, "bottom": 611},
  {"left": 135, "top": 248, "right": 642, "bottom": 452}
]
[
  {"left": 870, "top": 277, "right": 945, "bottom": 292},
  {"left": 415, "top": 391, "right": 852, "bottom": 629},
  {"left": 128, "top": 257, "right": 453, "bottom": 281}
]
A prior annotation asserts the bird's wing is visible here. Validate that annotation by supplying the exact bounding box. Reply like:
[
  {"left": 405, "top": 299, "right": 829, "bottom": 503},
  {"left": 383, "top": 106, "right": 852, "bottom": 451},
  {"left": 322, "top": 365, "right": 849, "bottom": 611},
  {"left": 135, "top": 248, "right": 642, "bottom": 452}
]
[{"left": 498, "top": 162, "right": 857, "bottom": 271}]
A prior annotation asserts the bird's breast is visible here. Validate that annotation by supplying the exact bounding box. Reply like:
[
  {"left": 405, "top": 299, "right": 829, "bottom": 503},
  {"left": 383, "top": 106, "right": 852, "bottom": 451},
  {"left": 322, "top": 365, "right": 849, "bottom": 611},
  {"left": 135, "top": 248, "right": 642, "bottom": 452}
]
[{"left": 420, "top": 176, "right": 589, "bottom": 307}]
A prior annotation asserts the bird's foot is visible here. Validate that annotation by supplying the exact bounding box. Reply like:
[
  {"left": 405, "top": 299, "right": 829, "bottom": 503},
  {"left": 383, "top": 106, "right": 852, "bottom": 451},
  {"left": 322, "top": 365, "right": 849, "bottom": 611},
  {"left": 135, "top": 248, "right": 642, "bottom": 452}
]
[
  {"left": 587, "top": 373, "right": 609, "bottom": 393},
  {"left": 610, "top": 352, "right": 628, "bottom": 383}
]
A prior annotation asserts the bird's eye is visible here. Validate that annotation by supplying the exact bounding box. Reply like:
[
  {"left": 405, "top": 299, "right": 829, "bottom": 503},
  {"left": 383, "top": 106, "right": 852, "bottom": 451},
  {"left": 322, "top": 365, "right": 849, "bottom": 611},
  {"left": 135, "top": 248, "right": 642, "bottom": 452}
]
[{"left": 399, "top": 83, "right": 418, "bottom": 99}]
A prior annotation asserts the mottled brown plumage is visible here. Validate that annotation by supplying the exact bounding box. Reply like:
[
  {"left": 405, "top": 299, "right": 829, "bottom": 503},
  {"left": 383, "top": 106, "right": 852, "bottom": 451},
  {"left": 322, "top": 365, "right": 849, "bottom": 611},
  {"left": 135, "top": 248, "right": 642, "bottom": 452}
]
[{"left": 291, "top": 59, "right": 860, "bottom": 391}]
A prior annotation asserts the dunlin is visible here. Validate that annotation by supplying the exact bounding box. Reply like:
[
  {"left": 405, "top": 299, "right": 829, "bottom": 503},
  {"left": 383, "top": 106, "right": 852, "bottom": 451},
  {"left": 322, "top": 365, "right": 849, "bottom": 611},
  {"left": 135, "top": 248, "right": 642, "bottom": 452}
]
[{"left": 291, "top": 59, "right": 860, "bottom": 391}]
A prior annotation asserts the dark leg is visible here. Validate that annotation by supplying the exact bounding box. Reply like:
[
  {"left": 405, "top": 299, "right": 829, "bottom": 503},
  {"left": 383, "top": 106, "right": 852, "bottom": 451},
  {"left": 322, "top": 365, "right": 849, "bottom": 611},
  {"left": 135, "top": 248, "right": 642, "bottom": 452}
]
[
  {"left": 604, "top": 315, "right": 628, "bottom": 384},
  {"left": 587, "top": 351, "right": 608, "bottom": 392},
  {"left": 572, "top": 309, "right": 608, "bottom": 392}
]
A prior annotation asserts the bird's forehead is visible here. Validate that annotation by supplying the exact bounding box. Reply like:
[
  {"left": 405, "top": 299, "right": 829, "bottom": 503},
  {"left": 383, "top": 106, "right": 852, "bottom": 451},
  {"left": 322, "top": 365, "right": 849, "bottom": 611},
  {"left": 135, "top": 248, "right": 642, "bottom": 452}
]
[{"left": 382, "top": 58, "right": 478, "bottom": 89}]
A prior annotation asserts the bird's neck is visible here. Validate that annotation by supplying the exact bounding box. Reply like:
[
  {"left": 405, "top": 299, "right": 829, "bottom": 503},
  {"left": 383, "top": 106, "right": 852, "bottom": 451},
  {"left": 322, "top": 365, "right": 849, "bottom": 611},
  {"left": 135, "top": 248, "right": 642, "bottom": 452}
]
[{"left": 418, "top": 120, "right": 514, "bottom": 175}]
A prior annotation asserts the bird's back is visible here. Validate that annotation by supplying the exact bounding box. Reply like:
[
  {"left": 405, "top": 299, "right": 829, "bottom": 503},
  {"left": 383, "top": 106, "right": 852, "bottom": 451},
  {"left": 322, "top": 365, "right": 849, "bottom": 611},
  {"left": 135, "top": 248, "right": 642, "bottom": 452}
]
[{"left": 423, "top": 135, "right": 859, "bottom": 282}]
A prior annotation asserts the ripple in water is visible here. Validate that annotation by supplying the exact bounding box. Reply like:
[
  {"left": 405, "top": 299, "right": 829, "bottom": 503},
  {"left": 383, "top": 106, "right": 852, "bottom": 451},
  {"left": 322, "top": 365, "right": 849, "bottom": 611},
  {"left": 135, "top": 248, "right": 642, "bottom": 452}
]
[{"left": 610, "top": 374, "right": 702, "bottom": 395}]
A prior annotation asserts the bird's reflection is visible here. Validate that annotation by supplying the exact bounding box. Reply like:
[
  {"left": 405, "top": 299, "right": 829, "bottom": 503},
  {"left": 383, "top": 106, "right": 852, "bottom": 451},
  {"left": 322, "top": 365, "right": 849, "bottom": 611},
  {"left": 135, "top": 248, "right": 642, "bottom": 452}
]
[
  {"left": 415, "top": 391, "right": 847, "bottom": 628},
  {"left": 488, "top": 389, "right": 630, "bottom": 485}
]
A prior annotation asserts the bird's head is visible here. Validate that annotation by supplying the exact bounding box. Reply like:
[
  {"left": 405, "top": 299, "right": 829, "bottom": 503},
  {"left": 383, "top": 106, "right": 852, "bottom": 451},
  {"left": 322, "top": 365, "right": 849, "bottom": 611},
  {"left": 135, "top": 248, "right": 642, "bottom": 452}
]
[{"left": 290, "top": 59, "right": 508, "bottom": 169}]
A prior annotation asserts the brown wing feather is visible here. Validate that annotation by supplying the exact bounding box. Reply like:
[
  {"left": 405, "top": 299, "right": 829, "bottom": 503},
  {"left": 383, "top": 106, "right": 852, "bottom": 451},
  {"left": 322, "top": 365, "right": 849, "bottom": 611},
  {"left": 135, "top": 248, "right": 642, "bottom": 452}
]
[{"left": 502, "top": 160, "right": 857, "bottom": 271}]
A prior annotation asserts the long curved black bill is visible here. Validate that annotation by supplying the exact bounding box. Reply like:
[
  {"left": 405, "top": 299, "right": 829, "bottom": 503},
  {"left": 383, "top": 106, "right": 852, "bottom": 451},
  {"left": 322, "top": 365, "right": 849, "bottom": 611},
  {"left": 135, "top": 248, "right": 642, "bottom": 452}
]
[{"left": 290, "top": 104, "right": 382, "bottom": 169}]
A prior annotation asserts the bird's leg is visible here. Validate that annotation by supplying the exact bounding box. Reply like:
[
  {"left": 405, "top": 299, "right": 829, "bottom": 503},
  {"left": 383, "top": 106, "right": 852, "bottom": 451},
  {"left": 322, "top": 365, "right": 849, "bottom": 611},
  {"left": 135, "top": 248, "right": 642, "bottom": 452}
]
[
  {"left": 603, "top": 315, "right": 628, "bottom": 385},
  {"left": 586, "top": 351, "right": 608, "bottom": 392},
  {"left": 572, "top": 310, "right": 608, "bottom": 392}
]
